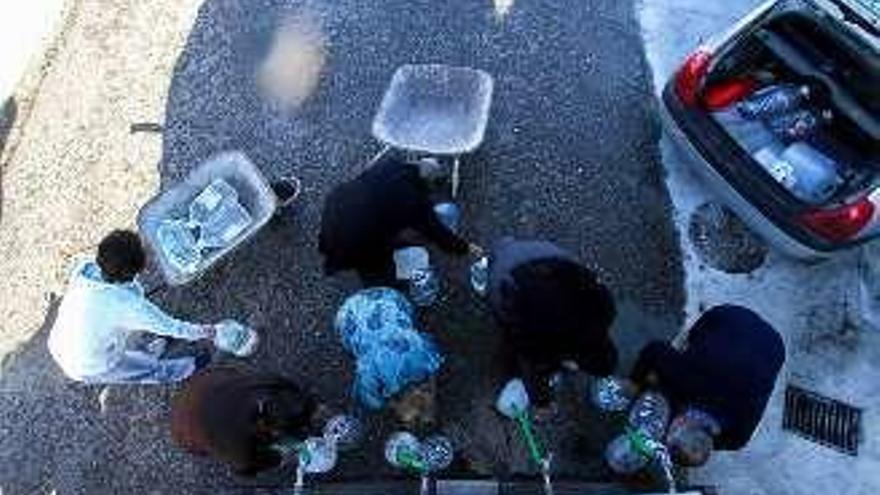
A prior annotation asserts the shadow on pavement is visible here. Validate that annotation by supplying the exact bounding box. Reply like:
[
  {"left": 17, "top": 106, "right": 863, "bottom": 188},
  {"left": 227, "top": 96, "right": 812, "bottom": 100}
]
[{"left": 0, "top": 97, "right": 17, "bottom": 221}]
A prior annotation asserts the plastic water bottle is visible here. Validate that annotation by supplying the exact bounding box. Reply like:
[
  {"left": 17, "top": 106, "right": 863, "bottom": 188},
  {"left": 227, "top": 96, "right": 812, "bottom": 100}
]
[
  {"left": 188, "top": 179, "right": 239, "bottom": 226},
  {"left": 385, "top": 432, "right": 425, "bottom": 471},
  {"left": 197, "top": 199, "right": 253, "bottom": 249},
  {"left": 768, "top": 109, "right": 832, "bottom": 142},
  {"left": 737, "top": 84, "right": 810, "bottom": 119},
  {"left": 628, "top": 392, "right": 671, "bottom": 440},
  {"left": 157, "top": 220, "right": 202, "bottom": 273},
  {"left": 419, "top": 435, "right": 454, "bottom": 472},
  {"left": 299, "top": 436, "right": 338, "bottom": 474},
  {"left": 409, "top": 268, "right": 440, "bottom": 307},
  {"left": 323, "top": 415, "right": 363, "bottom": 451},
  {"left": 213, "top": 320, "right": 259, "bottom": 357},
  {"left": 753, "top": 144, "right": 797, "bottom": 190},
  {"left": 433, "top": 202, "right": 461, "bottom": 233},
  {"left": 469, "top": 256, "right": 489, "bottom": 296},
  {"left": 605, "top": 434, "right": 649, "bottom": 475},
  {"left": 780, "top": 142, "right": 842, "bottom": 204},
  {"left": 591, "top": 377, "right": 635, "bottom": 412}
]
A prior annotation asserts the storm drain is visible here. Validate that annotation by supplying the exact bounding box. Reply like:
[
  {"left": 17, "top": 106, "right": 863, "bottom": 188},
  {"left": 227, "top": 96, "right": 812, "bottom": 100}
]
[{"left": 783, "top": 385, "right": 861, "bottom": 456}]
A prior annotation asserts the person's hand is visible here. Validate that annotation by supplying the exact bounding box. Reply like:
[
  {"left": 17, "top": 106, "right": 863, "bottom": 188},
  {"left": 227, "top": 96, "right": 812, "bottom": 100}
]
[{"left": 468, "top": 243, "right": 485, "bottom": 257}]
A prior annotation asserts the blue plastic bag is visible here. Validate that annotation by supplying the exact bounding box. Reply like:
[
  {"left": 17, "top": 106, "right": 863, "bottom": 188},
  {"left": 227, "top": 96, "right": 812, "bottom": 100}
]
[{"left": 335, "top": 288, "right": 443, "bottom": 410}]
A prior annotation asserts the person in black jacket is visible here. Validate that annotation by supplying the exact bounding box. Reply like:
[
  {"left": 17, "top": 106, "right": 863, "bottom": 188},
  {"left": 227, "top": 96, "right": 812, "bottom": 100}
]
[
  {"left": 632, "top": 305, "right": 785, "bottom": 466},
  {"left": 319, "top": 156, "right": 474, "bottom": 285},
  {"left": 170, "top": 365, "right": 320, "bottom": 476},
  {"left": 489, "top": 237, "right": 618, "bottom": 416}
]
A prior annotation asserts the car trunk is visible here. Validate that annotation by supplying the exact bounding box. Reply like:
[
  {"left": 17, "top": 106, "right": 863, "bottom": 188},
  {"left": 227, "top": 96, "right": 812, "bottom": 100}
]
[{"left": 700, "top": 1, "right": 880, "bottom": 213}]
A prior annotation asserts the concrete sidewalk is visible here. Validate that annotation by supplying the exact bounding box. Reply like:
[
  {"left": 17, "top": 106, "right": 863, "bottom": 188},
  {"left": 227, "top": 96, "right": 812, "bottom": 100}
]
[{"left": 0, "top": 0, "right": 66, "bottom": 102}]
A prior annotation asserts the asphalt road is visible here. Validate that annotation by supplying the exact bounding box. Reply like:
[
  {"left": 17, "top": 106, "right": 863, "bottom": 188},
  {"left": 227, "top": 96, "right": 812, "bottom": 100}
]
[{"left": 0, "top": 0, "right": 684, "bottom": 492}]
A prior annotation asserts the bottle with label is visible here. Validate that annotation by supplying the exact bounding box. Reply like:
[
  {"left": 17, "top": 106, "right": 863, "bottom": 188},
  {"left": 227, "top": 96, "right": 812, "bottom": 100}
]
[
  {"left": 409, "top": 268, "right": 440, "bottom": 307},
  {"left": 767, "top": 109, "right": 833, "bottom": 142},
  {"left": 737, "top": 84, "right": 811, "bottom": 119},
  {"left": 628, "top": 392, "right": 671, "bottom": 440}
]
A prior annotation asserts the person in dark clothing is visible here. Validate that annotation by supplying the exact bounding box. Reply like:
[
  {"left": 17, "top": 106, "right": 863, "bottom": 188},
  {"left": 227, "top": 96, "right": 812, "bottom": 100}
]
[
  {"left": 489, "top": 237, "right": 618, "bottom": 415},
  {"left": 632, "top": 305, "right": 785, "bottom": 466},
  {"left": 170, "top": 366, "right": 319, "bottom": 476},
  {"left": 319, "top": 156, "right": 472, "bottom": 285}
]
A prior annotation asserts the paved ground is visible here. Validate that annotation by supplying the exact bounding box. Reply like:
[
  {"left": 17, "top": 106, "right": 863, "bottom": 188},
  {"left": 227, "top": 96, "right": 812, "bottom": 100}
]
[
  {"left": 639, "top": 1, "right": 880, "bottom": 493},
  {"left": 0, "top": 0, "right": 685, "bottom": 493}
]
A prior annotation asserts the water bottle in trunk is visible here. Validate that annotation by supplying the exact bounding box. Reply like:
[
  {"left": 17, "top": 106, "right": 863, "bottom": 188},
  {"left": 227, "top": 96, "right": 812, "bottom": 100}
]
[
  {"left": 737, "top": 84, "right": 810, "bottom": 119},
  {"left": 767, "top": 109, "right": 832, "bottom": 142}
]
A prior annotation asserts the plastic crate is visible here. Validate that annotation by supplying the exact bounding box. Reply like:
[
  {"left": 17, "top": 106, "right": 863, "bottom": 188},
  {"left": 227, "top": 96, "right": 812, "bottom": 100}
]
[{"left": 137, "top": 151, "right": 277, "bottom": 285}]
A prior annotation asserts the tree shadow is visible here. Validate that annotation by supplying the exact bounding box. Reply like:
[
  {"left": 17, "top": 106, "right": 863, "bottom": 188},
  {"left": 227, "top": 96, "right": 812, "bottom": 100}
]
[{"left": 0, "top": 97, "right": 17, "bottom": 221}]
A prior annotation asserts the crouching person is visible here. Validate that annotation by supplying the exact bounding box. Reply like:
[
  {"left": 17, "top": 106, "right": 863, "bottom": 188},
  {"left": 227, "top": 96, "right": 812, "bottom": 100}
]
[
  {"left": 632, "top": 305, "right": 785, "bottom": 467},
  {"left": 48, "top": 230, "right": 221, "bottom": 384},
  {"left": 171, "top": 365, "right": 320, "bottom": 476},
  {"left": 336, "top": 287, "right": 443, "bottom": 428}
]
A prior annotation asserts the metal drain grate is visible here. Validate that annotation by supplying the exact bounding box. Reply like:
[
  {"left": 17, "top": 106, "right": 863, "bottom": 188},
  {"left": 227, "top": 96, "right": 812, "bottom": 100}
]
[{"left": 783, "top": 385, "right": 861, "bottom": 456}]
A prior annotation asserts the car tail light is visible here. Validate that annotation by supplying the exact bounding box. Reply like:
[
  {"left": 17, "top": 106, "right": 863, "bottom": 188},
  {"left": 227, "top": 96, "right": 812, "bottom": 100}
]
[
  {"left": 800, "top": 197, "right": 875, "bottom": 243},
  {"left": 702, "top": 77, "right": 757, "bottom": 110},
  {"left": 675, "top": 47, "right": 713, "bottom": 107}
]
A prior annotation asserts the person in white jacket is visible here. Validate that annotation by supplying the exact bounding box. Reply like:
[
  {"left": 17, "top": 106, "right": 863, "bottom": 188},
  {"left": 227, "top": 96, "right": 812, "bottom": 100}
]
[{"left": 48, "top": 230, "right": 218, "bottom": 384}]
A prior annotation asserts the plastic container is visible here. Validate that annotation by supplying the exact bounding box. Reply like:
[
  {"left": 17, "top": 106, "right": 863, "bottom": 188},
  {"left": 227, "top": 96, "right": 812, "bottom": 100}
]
[
  {"left": 138, "top": 152, "right": 278, "bottom": 285},
  {"left": 767, "top": 109, "right": 832, "bottom": 142},
  {"left": 299, "top": 437, "right": 338, "bottom": 474},
  {"left": 469, "top": 256, "right": 489, "bottom": 297},
  {"left": 605, "top": 434, "right": 649, "bottom": 475},
  {"left": 591, "top": 376, "right": 635, "bottom": 412},
  {"left": 628, "top": 392, "right": 670, "bottom": 440},
  {"left": 385, "top": 432, "right": 424, "bottom": 470},
  {"left": 156, "top": 220, "right": 201, "bottom": 274},
  {"left": 323, "top": 415, "right": 363, "bottom": 451},
  {"left": 419, "top": 435, "right": 454, "bottom": 472},
  {"left": 780, "top": 142, "right": 842, "bottom": 205},
  {"left": 372, "top": 64, "right": 494, "bottom": 155},
  {"left": 394, "top": 246, "right": 431, "bottom": 281},
  {"left": 408, "top": 268, "right": 440, "bottom": 307},
  {"left": 213, "top": 320, "right": 259, "bottom": 357},
  {"left": 433, "top": 202, "right": 461, "bottom": 233},
  {"left": 737, "top": 84, "right": 810, "bottom": 119}
]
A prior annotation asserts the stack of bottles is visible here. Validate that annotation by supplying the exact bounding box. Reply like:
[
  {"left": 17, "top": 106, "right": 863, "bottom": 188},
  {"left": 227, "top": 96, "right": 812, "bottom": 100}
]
[
  {"left": 712, "top": 82, "right": 843, "bottom": 205},
  {"left": 157, "top": 178, "right": 253, "bottom": 274}
]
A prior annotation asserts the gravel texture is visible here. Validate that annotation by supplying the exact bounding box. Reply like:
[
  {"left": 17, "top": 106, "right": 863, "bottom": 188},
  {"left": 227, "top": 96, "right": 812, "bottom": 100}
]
[{"left": 0, "top": 0, "right": 685, "bottom": 492}]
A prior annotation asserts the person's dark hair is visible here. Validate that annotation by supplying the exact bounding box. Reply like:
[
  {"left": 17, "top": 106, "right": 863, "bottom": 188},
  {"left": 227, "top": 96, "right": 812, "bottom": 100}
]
[
  {"left": 511, "top": 258, "right": 618, "bottom": 373},
  {"left": 97, "top": 230, "right": 146, "bottom": 283}
]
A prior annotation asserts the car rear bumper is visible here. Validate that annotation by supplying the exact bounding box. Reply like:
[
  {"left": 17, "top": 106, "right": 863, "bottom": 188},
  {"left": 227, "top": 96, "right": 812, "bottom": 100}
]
[{"left": 659, "top": 86, "right": 827, "bottom": 260}]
